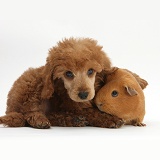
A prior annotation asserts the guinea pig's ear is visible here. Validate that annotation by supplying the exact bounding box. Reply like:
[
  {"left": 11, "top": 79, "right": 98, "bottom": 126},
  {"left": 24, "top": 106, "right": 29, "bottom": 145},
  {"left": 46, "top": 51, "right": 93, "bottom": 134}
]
[
  {"left": 125, "top": 86, "right": 138, "bottom": 96},
  {"left": 105, "top": 67, "right": 119, "bottom": 75},
  {"left": 124, "top": 69, "right": 148, "bottom": 89}
]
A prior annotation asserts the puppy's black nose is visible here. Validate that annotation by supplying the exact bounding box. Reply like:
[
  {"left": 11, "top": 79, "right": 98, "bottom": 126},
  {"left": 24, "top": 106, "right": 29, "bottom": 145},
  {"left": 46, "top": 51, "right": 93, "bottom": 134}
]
[{"left": 78, "top": 92, "right": 89, "bottom": 100}]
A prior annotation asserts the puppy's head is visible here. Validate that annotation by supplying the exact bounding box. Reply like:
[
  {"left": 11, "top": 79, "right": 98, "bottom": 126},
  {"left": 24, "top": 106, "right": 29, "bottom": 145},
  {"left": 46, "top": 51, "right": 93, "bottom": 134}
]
[{"left": 42, "top": 38, "right": 111, "bottom": 102}]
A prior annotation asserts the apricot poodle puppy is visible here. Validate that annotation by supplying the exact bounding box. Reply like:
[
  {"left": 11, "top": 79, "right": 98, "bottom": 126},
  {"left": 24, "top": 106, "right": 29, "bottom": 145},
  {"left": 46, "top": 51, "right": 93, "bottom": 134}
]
[{"left": 0, "top": 38, "right": 126, "bottom": 129}]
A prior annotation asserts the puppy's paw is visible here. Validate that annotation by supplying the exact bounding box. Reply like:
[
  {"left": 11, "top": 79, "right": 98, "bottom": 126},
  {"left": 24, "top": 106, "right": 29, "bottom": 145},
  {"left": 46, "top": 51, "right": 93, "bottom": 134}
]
[
  {"left": 99, "top": 113, "right": 124, "bottom": 128},
  {"left": 36, "top": 120, "right": 51, "bottom": 129},
  {"left": 114, "top": 119, "right": 125, "bottom": 128},
  {"left": 25, "top": 112, "right": 51, "bottom": 129},
  {"left": 104, "top": 118, "right": 124, "bottom": 128}
]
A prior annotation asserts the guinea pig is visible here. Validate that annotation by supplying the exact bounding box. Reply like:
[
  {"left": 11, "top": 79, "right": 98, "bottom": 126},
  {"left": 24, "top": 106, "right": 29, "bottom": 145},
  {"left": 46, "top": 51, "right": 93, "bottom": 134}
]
[{"left": 95, "top": 68, "right": 146, "bottom": 126}]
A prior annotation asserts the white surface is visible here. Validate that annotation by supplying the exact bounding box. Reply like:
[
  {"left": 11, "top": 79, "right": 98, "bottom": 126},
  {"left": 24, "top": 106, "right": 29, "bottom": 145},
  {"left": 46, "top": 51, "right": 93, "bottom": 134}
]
[{"left": 0, "top": 0, "right": 160, "bottom": 159}]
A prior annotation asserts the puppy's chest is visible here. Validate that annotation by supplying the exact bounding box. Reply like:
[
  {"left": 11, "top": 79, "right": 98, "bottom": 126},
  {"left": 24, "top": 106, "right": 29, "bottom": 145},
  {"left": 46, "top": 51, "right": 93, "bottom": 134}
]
[
  {"left": 58, "top": 99, "right": 93, "bottom": 113},
  {"left": 48, "top": 95, "right": 92, "bottom": 113}
]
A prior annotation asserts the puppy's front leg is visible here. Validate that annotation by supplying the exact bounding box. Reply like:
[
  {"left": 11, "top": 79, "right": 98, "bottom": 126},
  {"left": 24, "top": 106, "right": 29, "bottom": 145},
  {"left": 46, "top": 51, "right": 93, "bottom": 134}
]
[
  {"left": 83, "top": 107, "right": 124, "bottom": 128},
  {"left": 47, "top": 112, "right": 89, "bottom": 127}
]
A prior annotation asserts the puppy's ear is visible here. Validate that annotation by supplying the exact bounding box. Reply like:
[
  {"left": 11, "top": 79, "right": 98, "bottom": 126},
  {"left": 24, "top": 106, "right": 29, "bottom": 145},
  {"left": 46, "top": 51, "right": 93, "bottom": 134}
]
[
  {"left": 124, "top": 69, "right": 148, "bottom": 89},
  {"left": 125, "top": 86, "right": 138, "bottom": 96},
  {"left": 102, "top": 55, "right": 112, "bottom": 71},
  {"left": 41, "top": 63, "right": 54, "bottom": 99}
]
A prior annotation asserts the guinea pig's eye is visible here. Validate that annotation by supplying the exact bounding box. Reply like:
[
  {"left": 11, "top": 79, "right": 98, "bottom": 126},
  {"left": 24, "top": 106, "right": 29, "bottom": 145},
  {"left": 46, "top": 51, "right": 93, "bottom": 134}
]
[
  {"left": 65, "top": 71, "right": 74, "bottom": 78},
  {"left": 87, "top": 69, "right": 94, "bottom": 76},
  {"left": 111, "top": 90, "right": 118, "bottom": 97}
]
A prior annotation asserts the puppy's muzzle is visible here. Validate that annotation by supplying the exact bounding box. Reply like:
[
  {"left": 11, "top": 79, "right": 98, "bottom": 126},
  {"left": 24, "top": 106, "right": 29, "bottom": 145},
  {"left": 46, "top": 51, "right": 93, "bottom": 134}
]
[{"left": 78, "top": 92, "right": 89, "bottom": 100}]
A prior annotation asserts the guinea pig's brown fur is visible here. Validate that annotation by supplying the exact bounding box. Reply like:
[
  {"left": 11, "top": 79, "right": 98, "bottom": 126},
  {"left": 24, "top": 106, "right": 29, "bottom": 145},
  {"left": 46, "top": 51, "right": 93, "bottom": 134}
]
[{"left": 95, "top": 68, "right": 146, "bottom": 126}]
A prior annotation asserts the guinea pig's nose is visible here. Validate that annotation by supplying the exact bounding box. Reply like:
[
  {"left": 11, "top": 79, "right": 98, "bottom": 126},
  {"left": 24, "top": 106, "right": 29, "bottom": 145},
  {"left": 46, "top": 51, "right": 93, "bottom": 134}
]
[{"left": 78, "top": 91, "right": 89, "bottom": 100}]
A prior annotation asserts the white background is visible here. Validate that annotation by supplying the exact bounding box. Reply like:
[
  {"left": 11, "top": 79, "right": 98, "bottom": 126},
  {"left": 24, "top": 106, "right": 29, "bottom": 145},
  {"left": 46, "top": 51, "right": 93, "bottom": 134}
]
[{"left": 0, "top": 0, "right": 160, "bottom": 159}]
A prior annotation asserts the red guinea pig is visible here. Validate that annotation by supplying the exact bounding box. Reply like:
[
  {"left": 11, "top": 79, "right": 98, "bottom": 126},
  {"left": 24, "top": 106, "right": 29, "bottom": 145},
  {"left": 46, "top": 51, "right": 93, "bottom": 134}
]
[{"left": 95, "top": 68, "right": 147, "bottom": 126}]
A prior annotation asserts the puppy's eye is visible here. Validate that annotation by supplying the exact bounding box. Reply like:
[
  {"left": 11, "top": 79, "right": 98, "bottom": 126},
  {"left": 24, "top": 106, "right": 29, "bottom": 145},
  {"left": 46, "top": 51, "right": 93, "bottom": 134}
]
[
  {"left": 111, "top": 90, "right": 118, "bottom": 97},
  {"left": 87, "top": 69, "right": 94, "bottom": 76},
  {"left": 65, "top": 71, "right": 74, "bottom": 78}
]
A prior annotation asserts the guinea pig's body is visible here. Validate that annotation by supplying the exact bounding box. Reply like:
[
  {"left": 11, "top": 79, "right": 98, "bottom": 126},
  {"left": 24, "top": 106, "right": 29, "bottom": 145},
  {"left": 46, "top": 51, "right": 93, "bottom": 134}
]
[{"left": 95, "top": 68, "right": 146, "bottom": 126}]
